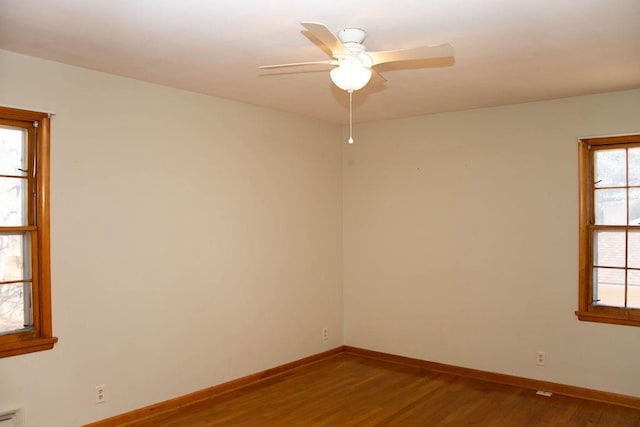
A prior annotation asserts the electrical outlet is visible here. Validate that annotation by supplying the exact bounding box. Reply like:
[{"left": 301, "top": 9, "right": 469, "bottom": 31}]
[
  {"left": 95, "top": 384, "right": 106, "bottom": 404},
  {"left": 536, "top": 351, "right": 546, "bottom": 366},
  {"left": 322, "top": 327, "right": 328, "bottom": 341}
]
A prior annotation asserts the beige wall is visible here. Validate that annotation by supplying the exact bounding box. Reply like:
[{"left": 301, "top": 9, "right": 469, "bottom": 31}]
[
  {"left": 0, "top": 50, "right": 343, "bottom": 426},
  {"left": 343, "top": 89, "right": 640, "bottom": 397}
]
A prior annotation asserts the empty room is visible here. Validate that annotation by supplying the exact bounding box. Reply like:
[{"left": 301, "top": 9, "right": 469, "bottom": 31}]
[{"left": 0, "top": 1, "right": 639, "bottom": 426}]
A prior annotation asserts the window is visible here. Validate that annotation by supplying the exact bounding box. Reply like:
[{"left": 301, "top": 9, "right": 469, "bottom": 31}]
[
  {"left": 577, "top": 134, "right": 640, "bottom": 327},
  {"left": 0, "top": 106, "right": 57, "bottom": 357}
]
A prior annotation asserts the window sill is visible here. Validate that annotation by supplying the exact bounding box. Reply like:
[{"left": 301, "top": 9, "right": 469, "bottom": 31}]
[
  {"left": 0, "top": 336, "right": 58, "bottom": 358},
  {"left": 575, "top": 311, "right": 640, "bottom": 327}
]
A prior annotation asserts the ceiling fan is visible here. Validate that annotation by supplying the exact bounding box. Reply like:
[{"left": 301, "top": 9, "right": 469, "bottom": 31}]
[{"left": 259, "top": 22, "right": 454, "bottom": 143}]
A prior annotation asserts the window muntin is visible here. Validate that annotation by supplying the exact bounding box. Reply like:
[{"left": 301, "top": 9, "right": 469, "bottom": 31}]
[
  {"left": 578, "top": 135, "right": 640, "bottom": 326},
  {"left": 0, "top": 106, "right": 56, "bottom": 357}
]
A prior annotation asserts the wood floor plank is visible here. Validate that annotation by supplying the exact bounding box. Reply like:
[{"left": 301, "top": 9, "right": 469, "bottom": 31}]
[{"left": 124, "top": 354, "right": 640, "bottom": 426}]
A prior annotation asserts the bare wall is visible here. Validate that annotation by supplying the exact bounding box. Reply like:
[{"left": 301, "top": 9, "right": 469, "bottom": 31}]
[
  {"left": 0, "top": 50, "right": 343, "bottom": 426},
  {"left": 343, "top": 89, "right": 640, "bottom": 397}
]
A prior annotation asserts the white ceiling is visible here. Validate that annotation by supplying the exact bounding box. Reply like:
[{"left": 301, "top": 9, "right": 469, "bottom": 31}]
[{"left": 1, "top": 0, "right": 639, "bottom": 124}]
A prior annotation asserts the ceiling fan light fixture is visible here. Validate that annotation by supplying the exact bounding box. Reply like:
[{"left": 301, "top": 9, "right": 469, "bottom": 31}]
[{"left": 330, "top": 62, "right": 372, "bottom": 91}]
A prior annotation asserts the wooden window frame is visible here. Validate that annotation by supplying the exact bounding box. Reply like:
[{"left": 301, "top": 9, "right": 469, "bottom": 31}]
[
  {"left": 0, "top": 106, "right": 57, "bottom": 357},
  {"left": 577, "top": 134, "right": 640, "bottom": 327}
]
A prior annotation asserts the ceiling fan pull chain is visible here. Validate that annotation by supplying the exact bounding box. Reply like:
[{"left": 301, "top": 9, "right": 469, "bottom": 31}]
[{"left": 348, "top": 90, "right": 354, "bottom": 144}]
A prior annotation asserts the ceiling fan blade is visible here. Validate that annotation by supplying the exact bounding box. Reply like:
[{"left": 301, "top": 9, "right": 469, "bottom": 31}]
[
  {"left": 301, "top": 22, "right": 350, "bottom": 57},
  {"left": 372, "top": 68, "right": 387, "bottom": 83},
  {"left": 259, "top": 60, "right": 337, "bottom": 69},
  {"left": 368, "top": 43, "right": 454, "bottom": 66}
]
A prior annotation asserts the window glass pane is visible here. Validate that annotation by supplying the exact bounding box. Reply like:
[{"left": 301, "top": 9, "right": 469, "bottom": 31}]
[
  {"left": 628, "top": 270, "right": 640, "bottom": 309},
  {"left": 0, "top": 233, "right": 30, "bottom": 282},
  {"left": 594, "top": 230, "right": 626, "bottom": 267},
  {"left": 0, "top": 177, "right": 27, "bottom": 226},
  {"left": 628, "top": 230, "right": 640, "bottom": 269},
  {"left": 0, "top": 125, "right": 26, "bottom": 177},
  {"left": 0, "top": 282, "right": 29, "bottom": 333},
  {"left": 593, "top": 267, "right": 625, "bottom": 307},
  {"left": 629, "top": 188, "right": 640, "bottom": 225},
  {"left": 594, "top": 149, "right": 626, "bottom": 188},
  {"left": 629, "top": 148, "right": 640, "bottom": 187},
  {"left": 594, "top": 189, "right": 626, "bottom": 225}
]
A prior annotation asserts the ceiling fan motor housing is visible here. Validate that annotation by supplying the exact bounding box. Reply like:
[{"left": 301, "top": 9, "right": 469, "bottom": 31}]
[
  {"left": 339, "top": 28, "right": 366, "bottom": 44},
  {"left": 339, "top": 28, "right": 367, "bottom": 54}
]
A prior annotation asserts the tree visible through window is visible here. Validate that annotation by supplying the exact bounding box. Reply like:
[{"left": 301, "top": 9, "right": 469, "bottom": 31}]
[
  {"left": 578, "top": 134, "right": 640, "bottom": 327},
  {"left": 0, "top": 106, "right": 57, "bottom": 357}
]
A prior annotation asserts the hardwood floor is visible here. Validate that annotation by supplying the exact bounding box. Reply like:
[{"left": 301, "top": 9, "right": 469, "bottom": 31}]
[{"left": 125, "top": 354, "right": 640, "bottom": 426}]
